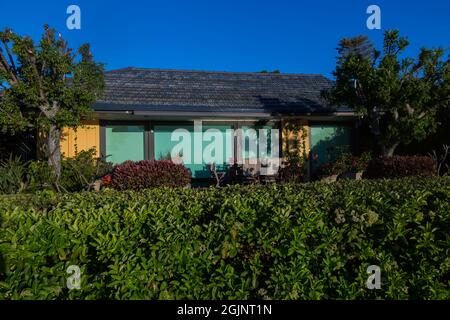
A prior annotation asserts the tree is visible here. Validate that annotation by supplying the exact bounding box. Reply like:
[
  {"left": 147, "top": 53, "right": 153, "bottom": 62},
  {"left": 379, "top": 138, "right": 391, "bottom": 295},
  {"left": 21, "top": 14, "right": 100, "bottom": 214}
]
[
  {"left": 0, "top": 25, "right": 104, "bottom": 183},
  {"left": 325, "top": 30, "right": 449, "bottom": 156},
  {"left": 259, "top": 70, "right": 281, "bottom": 73},
  {"left": 336, "top": 35, "right": 376, "bottom": 64}
]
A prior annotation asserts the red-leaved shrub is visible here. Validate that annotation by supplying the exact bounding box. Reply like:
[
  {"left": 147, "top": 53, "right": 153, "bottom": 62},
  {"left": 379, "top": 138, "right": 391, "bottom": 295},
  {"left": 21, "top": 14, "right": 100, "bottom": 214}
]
[
  {"left": 365, "top": 155, "right": 436, "bottom": 179},
  {"left": 110, "top": 160, "right": 191, "bottom": 190}
]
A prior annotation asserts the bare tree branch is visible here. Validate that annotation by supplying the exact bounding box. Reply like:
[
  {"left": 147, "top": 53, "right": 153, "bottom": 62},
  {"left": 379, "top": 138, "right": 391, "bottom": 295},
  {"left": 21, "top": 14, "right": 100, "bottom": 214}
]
[
  {"left": 0, "top": 40, "right": 20, "bottom": 84},
  {"left": 0, "top": 50, "right": 19, "bottom": 84}
]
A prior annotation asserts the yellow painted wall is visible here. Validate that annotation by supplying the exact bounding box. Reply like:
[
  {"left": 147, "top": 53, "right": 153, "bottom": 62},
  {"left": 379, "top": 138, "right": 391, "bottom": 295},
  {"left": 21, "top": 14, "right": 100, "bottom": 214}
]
[
  {"left": 281, "top": 118, "right": 310, "bottom": 160},
  {"left": 281, "top": 118, "right": 310, "bottom": 179},
  {"left": 60, "top": 120, "right": 100, "bottom": 157}
]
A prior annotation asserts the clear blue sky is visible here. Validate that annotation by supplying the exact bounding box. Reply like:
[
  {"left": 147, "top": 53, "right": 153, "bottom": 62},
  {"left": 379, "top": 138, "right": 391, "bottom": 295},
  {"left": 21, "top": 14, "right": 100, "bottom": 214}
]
[{"left": 1, "top": 0, "right": 449, "bottom": 78}]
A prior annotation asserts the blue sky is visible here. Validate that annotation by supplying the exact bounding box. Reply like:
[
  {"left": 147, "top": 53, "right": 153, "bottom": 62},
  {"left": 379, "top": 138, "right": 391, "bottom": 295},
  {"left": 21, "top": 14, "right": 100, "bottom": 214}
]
[{"left": 0, "top": 0, "right": 449, "bottom": 78}]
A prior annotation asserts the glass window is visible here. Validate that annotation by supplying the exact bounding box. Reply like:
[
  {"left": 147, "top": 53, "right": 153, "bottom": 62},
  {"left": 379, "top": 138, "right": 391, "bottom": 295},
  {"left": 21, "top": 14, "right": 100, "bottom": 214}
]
[
  {"left": 202, "top": 124, "right": 234, "bottom": 178},
  {"left": 239, "top": 124, "right": 276, "bottom": 161},
  {"left": 154, "top": 125, "right": 191, "bottom": 162},
  {"left": 105, "top": 125, "right": 145, "bottom": 164},
  {"left": 154, "top": 124, "right": 203, "bottom": 178},
  {"left": 310, "top": 125, "right": 351, "bottom": 167},
  {"left": 153, "top": 124, "right": 234, "bottom": 178}
]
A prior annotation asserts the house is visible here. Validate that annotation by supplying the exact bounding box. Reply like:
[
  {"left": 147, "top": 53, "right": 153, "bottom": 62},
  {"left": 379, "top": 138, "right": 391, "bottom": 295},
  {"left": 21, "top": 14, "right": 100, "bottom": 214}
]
[{"left": 60, "top": 68, "right": 358, "bottom": 180}]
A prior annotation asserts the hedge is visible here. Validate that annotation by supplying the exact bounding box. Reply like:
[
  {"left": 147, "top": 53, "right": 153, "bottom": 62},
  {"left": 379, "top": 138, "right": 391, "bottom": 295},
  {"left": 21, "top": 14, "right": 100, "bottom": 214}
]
[
  {"left": 0, "top": 177, "right": 449, "bottom": 299},
  {"left": 109, "top": 160, "right": 191, "bottom": 190},
  {"left": 365, "top": 155, "right": 436, "bottom": 179}
]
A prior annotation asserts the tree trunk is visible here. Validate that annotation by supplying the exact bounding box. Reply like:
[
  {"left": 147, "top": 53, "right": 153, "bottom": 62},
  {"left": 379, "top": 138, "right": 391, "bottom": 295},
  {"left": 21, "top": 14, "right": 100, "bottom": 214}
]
[
  {"left": 47, "top": 124, "right": 62, "bottom": 181},
  {"left": 381, "top": 141, "right": 400, "bottom": 157},
  {"left": 369, "top": 108, "right": 400, "bottom": 157}
]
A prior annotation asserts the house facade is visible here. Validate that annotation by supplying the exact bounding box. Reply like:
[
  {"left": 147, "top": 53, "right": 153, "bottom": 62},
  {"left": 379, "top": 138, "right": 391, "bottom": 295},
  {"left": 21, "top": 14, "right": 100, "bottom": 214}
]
[{"left": 60, "top": 68, "right": 358, "bottom": 179}]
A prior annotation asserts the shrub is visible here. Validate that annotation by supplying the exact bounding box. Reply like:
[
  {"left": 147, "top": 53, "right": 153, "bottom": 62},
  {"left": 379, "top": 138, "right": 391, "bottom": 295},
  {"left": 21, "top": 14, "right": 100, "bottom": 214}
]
[
  {"left": 315, "top": 162, "right": 337, "bottom": 177},
  {"left": 60, "top": 148, "right": 113, "bottom": 192},
  {"left": 9, "top": 149, "right": 113, "bottom": 193},
  {"left": 0, "top": 155, "right": 26, "bottom": 194},
  {"left": 347, "top": 152, "right": 372, "bottom": 173},
  {"left": 279, "top": 152, "right": 308, "bottom": 183},
  {"left": 365, "top": 155, "right": 436, "bottom": 179},
  {"left": 0, "top": 177, "right": 449, "bottom": 299},
  {"left": 315, "top": 152, "right": 372, "bottom": 179},
  {"left": 277, "top": 162, "right": 305, "bottom": 183},
  {"left": 110, "top": 160, "right": 191, "bottom": 190},
  {"left": 27, "top": 160, "right": 55, "bottom": 191}
]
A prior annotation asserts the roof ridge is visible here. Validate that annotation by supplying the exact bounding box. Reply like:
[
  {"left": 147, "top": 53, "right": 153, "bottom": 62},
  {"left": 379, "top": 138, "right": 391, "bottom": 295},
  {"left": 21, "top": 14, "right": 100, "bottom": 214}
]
[{"left": 104, "top": 67, "right": 326, "bottom": 77}]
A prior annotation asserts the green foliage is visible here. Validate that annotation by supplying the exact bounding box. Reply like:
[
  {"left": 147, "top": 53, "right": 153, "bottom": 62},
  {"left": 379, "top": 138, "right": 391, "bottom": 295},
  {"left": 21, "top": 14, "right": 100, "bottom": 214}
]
[
  {"left": 0, "top": 154, "right": 26, "bottom": 194},
  {"left": 277, "top": 162, "right": 305, "bottom": 183},
  {"left": 0, "top": 177, "right": 449, "bottom": 299},
  {"left": 280, "top": 121, "right": 309, "bottom": 182},
  {"left": 334, "top": 150, "right": 372, "bottom": 175},
  {"left": 0, "top": 150, "right": 112, "bottom": 193},
  {"left": 27, "top": 160, "right": 55, "bottom": 191},
  {"left": 336, "top": 35, "right": 376, "bottom": 63},
  {"left": 0, "top": 25, "right": 104, "bottom": 179},
  {"left": 326, "top": 30, "right": 450, "bottom": 156},
  {"left": 365, "top": 155, "right": 437, "bottom": 179},
  {"left": 314, "top": 147, "right": 372, "bottom": 177},
  {"left": 61, "top": 148, "right": 113, "bottom": 192},
  {"left": 110, "top": 160, "right": 191, "bottom": 190},
  {"left": 0, "top": 25, "right": 104, "bottom": 134},
  {"left": 259, "top": 70, "right": 281, "bottom": 73}
]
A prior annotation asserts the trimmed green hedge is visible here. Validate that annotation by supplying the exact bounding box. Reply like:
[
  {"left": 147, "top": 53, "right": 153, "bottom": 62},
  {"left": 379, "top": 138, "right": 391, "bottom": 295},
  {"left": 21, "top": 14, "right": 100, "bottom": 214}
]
[{"left": 1, "top": 178, "right": 449, "bottom": 299}]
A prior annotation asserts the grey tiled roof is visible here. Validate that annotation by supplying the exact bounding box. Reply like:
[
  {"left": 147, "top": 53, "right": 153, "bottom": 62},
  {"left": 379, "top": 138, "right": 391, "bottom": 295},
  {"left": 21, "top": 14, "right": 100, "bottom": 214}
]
[{"left": 94, "top": 67, "right": 350, "bottom": 114}]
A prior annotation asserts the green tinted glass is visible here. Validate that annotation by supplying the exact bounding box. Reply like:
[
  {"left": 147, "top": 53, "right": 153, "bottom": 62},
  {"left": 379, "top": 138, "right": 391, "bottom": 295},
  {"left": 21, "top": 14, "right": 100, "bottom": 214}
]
[
  {"left": 154, "top": 124, "right": 234, "bottom": 178},
  {"left": 201, "top": 124, "right": 234, "bottom": 177},
  {"left": 310, "top": 125, "right": 351, "bottom": 166},
  {"left": 240, "top": 125, "right": 274, "bottom": 160},
  {"left": 105, "top": 125, "right": 145, "bottom": 164}
]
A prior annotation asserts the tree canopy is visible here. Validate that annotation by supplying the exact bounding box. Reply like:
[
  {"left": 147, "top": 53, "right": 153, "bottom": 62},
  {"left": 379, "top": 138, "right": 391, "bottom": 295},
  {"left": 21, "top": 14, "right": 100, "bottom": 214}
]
[
  {"left": 326, "top": 30, "right": 450, "bottom": 156},
  {"left": 0, "top": 25, "right": 104, "bottom": 180}
]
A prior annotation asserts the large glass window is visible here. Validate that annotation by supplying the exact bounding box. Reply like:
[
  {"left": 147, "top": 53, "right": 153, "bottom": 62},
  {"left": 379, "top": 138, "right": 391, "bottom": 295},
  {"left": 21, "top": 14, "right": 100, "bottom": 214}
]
[
  {"left": 102, "top": 121, "right": 281, "bottom": 177},
  {"left": 154, "top": 124, "right": 206, "bottom": 178},
  {"left": 153, "top": 123, "right": 234, "bottom": 178},
  {"left": 201, "top": 124, "right": 234, "bottom": 178},
  {"left": 105, "top": 124, "right": 145, "bottom": 164},
  {"left": 310, "top": 124, "right": 351, "bottom": 167},
  {"left": 239, "top": 124, "right": 276, "bottom": 162}
]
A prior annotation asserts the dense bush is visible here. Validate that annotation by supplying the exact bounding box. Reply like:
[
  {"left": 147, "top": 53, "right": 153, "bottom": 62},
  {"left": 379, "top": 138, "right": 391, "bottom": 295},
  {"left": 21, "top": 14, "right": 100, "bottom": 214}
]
[
  {"left": 60, "top": 149, "right": 113, "bottom": 192},
  {"left": 0, "top": 155, "right": 26, "bottom": 194},
  {"left": 0, "top": 149, "right": 112, "bottom": 193},
  {"left": 314, "top": 152, "right": 372, "bottom": 179},
  {"left": 110, "top": 160, "right": 191, "bottom": 190},
  {"left": 277, "top": 154, "right": 307, "bottom": 183},
  {"left": 277, "top": 162, "right": 305, "bottom": 183},
  {"left": 0, "top": 177, "right": 449, "bottom": 299},
  {"left": 26, "top": 160, "right": 56, "bottom": 191},
  {"left": 365, "top": 155, "right": 436, "bottom": 179}
]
